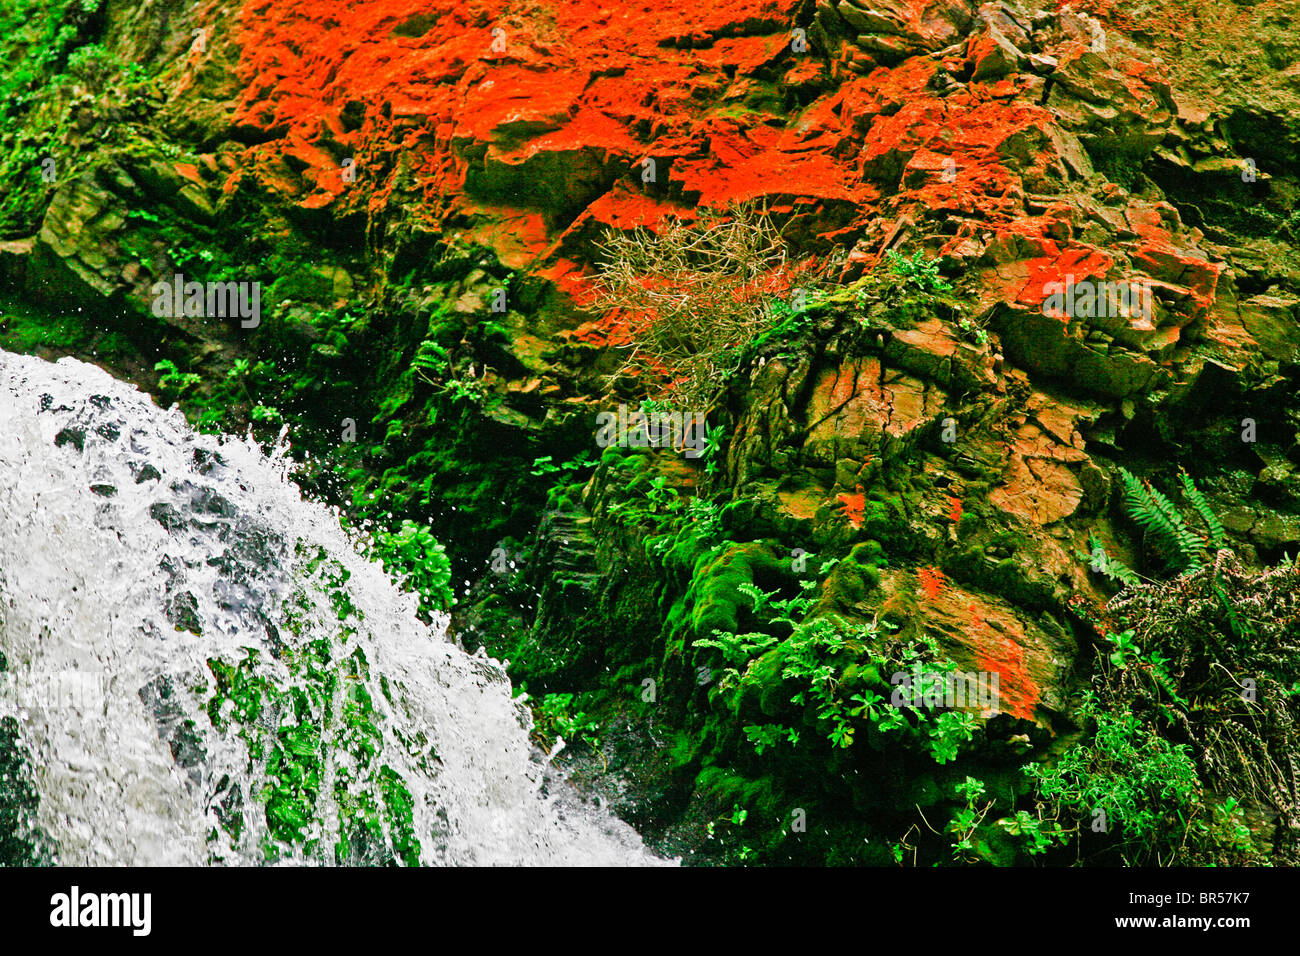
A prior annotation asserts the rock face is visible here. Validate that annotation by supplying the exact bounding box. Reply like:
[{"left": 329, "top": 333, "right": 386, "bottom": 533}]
[{"left": 3, "top": 0, "right": 1300, "bottom": 865}]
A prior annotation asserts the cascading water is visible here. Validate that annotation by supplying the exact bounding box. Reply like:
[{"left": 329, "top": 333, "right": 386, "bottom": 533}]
[{"left": 0, "top": 349, "right": 666, "bottom": 866}]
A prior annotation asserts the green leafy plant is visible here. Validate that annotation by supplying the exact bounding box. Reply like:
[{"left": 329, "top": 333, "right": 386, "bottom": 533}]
[
  {"left": 442, "top": 376, "right": 488, "bottom": 404},
  {"left": 1104, "top": 628, "right": 1142, "bottom": 669},
  {"left": 530, "top": 451, "right": 599, "bottom": 477},
  {"left": 367, "top": 520, "right": 454, "bottom": 619},
  {"left": 645, "top": 474, "right": 679, "bottom": 511},
  {"left": 955, "top": 315, "right": 989, "bottom": 346},
  {"left": 700, "top": 582, "right": 978, "bottom": 762},
  {"left": 946, "top": 776, "right": 992, "bottom": 863},
  {"left": 1026, "top": 692, "right": 1210, "bottom": 865},
  {"left": 693, "top": 627, "right": 781, "bottom": 689},
  {"left": 1084, "top": 469, "right": 1230, "bottom": 589},
  {"left": 997, "top": 808, "right": 1069, "bottom": 857},
  {"left": 1080, "top": 531, "right": 1144, "bottom": 589},
  {"left": 886, "top": 249, "right": 952, "bottom": 294},
  {"left": 644, "top": 493, "right": 725, "bottom": 560},
  {"left": 411, "top": 339, "right": 487, "bottom": 405},
  {"left": 154, "top": 359, "right": 201, "bottom": 395},
  {"left": 1029, "top": 554, "right": 1299, "bottom": 866},
  {"left": 736, "top": 292, "right": 821, "bottom": 363},
  {"left": 152, "top": 356, "right": 286, "bottom": 435},
  {"left": 1177, "top": 470, "right": 1227, "bottom": 551},
  {"left": 1116, "top": 466, "right": 1211, "bottom": 573},
  {"left": 529, "top": 692, "right": 602, "bottom": 753},
  {"left": 742, "top": 723, "right": 799, "bottom": 754},
  {"left": 700, "top": 422, "right": 727, "bottom": 478}
]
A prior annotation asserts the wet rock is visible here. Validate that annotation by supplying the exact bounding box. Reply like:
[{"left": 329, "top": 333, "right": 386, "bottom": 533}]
[
  {"left": 989, "top": 302, "right": 1166, "bottom": 398},
  {"left": 130, "top": 462, "right": 163, "bottom": 484},
  {"left": 165, "top": 590, "right": 202, "bottom": 636},
  {"left": 1237, "top": 294, "right": 1300, "bottom": 362},
  {"left": 0, "top": 238, "right": 33, "bottom": 289},
  {"left": 149, "top": 502, "right": 185, "bottom": 533},
  {"left": 138, "top": 676, "right": 206, "bottom": 791},
  {"left": 54, "top": 426, "right": 86, "bottom": 451},
  {"left": 28, "top": 173, "right": 130, "bottom": 307}
]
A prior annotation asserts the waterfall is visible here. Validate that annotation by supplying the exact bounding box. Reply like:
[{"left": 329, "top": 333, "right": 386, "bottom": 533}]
[{"left": 0, "top": 350, "right": 665, "bottom": 866}]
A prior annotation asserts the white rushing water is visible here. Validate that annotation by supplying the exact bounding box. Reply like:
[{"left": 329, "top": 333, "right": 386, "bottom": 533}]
[{"left": 0, "top": 350, "right": 664, "bottom": 866}]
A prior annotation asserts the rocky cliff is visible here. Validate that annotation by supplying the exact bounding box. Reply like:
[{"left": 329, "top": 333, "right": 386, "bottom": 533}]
[{"left": 2, "top": 0, "right": 1299, "bottom": 865}]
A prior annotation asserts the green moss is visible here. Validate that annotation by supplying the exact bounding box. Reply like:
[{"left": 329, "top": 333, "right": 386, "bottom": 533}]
[
  {"left": 0, "top": 714, "right": 53, "bottom": 865},
  {"left": 733, "top": 649, "right": 789, "bottom": 719},
  {"left": 0, "top": 294, "right": 98, "bottom": 353},
  {"left": 200, "top": 546, "right": 440, "bottom": 864},
  {"left": 683, "top": 542, "right": 786, "bottom": 640},
  {"left": 378, "top": 765, "right": 421, "bottom": 867},
  {"left": 696, "top": 766, "right": 779, "bottom": 818},
  {"left": 0, "top": 1, "right": 167, "bottom": 237},
  {"left": 859, "top": 494, "right": 911, "bottom": 549}
]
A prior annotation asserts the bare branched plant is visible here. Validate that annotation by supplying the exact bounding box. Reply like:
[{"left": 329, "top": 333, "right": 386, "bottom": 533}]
[{"left": 591, "top": 204, "right": 793, "bottom": 409}]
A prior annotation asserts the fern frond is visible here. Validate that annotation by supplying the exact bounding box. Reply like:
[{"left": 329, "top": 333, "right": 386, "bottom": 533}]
[
  {"left": 1179, "top": 470, "right": 1227, "bottom": 551},
  {"left": 1085, "top": 532, "right": 1143, "bottom": 589},
  {"left": 411, "top": 340, "right": 448, "bottom": 386},
  {"left": 737, "top": 582, "right": 777, "bottom": 614},
  {"left": 1117, "top": 467, "right": 1206, "bottom": 572},
  {"left": 1211, "top": 579, "right": 1255, "bottom": 642},
  {"left": 411, "top": 340, "right": 447, "bottom": 371},
  {"left": 695, "top": 628, "right": 779, "bottom": 666}
]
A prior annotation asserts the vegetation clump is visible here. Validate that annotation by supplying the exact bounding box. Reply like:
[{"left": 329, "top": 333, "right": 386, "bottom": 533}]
[
  {"left": 593, "top": 205, "right": 801, "bottom": 409},
  {"left": 1028, "top": 555, "right": 1300, "bottom": 865}
]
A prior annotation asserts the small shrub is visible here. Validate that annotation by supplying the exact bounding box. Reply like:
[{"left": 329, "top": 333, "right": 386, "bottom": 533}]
[
  {"left": 368, "top": 519, "right": 454, "bottom": 619},
  {"left": 1030, "top": 556, "right": 1297, "bottom": 865},
  {"left": 593, "top": 204, "right": 800, "bottom": 408},
  {"left": 527, "top": 691, "right": 602, "bottom": 754},
  {"left": 886, "top": 249, "right": 952, "bottom": 293}
]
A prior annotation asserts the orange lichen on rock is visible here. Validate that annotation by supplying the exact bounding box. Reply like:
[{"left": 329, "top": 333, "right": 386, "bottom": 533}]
[
  {"left": 917, "top": 566, "right": 946, "bottom": 600},
  {"left": 974, "top": 634, "right": 1041, "bottom": 723},
  {"left": 835, "top": 488, "right": 866, "bottom": 528},
  {"left": 222, "top": 0, "right": 1230, "bottom": 375},
  {"left": 229, "top": 0, "right": 848, "bottom": 264},
  {"left": 202, "top": 0, "right": 1270, "bottom": 735}
]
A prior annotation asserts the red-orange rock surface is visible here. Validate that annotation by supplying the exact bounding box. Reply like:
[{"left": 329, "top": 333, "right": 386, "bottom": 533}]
[{"left": 14, "top": 0, "right": 1300, "bottom": 731}]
